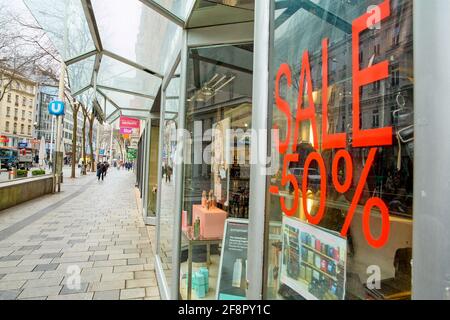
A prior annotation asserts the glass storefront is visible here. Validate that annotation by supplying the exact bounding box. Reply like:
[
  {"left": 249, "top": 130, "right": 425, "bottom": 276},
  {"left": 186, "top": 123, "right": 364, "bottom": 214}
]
[
  {"left": 264, "top": 0, "right": 413, "bottom": 300},
  {"left": 158, "top": 69, "right": 181, "bottom": 292},
  {"left": 178, "top": 43, "right": 254, "bottom": 300}
]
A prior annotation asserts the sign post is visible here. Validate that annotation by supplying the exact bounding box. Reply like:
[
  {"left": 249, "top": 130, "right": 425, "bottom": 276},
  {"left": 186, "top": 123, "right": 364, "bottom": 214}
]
[{"left": 49, "top": 62, "right": 66, "bottom": 193}]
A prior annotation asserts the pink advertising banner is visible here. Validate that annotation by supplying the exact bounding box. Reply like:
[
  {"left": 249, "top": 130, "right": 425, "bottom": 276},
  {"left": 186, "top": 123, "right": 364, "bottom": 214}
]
[
  {"left": 120, "top": 128, "right": 134, "bottom": 135},
  {"left": 120, "top": 116, "right": 140, "bottom": 129}
]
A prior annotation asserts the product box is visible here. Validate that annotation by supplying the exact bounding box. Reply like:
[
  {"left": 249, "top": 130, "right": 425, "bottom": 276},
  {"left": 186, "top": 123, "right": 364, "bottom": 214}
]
[
  {"left": 192, "top": 205, "right": 228, "bottom": 239},
  {"left": 182, "top": 210, "right": 189, "bottom": 232}
]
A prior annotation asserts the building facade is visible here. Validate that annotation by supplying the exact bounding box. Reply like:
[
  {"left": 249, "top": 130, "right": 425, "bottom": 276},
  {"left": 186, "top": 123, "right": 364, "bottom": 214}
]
[{"left": 0, "top": 69, "right": 37, "bottom": 148}]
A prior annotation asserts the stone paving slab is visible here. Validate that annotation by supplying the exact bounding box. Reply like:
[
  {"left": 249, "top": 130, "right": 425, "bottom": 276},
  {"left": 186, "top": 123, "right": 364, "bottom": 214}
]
[{"left": 0, "top": 170, "right": 160, "bottom": 300}]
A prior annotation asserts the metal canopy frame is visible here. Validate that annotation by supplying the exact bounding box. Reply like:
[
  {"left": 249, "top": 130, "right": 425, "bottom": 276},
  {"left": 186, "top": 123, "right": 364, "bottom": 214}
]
[{"left": 25, "top": 0, "right": 195, "bottom": 123}]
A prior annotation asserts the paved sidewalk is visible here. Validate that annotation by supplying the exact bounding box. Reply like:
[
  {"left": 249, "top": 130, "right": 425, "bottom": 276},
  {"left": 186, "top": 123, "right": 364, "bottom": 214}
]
[{"left": 0, "top": 170, "right": 160, "bottom": 300}]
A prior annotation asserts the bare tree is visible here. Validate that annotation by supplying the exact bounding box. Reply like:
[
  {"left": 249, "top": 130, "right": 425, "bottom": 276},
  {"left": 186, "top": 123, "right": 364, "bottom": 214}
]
[
  {"left": 87, "top": 110, "right": 96, "bottom": 172},
  {"left": 71, "top": 102, "right": 80, "bottom": 178},
  {"left": 81, "top": 104, "right": 88, "bottom": 175},
  {"left": 0, "top": 2, "right": 60, "bottom": 102}
]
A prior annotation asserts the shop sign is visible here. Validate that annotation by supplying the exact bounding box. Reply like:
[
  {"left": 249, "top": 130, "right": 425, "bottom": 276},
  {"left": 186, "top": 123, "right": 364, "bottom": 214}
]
[
  {"left": 216, "top": 219, "right": 248, "bottom": 300},
  {"left": 120, "top": 128, "right": 133, "bottom": 135},
  {"left": 120, "top": 116, "right": 140, "bottom": 129},
  {"left": 18, "top": 142, "right": 28, "bottom": 149},
  {"left": 269, "top": 0, "right": 392, "bottom": 249},
  {"left": 0, "top": 136, "right": 9, "bottom": 143}
]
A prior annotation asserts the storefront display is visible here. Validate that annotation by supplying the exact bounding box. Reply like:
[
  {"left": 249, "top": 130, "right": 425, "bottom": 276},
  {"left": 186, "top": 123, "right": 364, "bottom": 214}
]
[
  {"left": 179, "top": 43, "right": 253, "bottom": 300},
  {"left": 264, "top": 0, "right": 413, "bottom": 300}
]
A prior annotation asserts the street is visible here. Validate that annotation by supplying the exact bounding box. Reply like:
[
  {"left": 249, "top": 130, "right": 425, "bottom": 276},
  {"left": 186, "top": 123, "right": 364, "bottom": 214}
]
[{"left": 0, "top": 169, "right": 159, "bottom": 300}]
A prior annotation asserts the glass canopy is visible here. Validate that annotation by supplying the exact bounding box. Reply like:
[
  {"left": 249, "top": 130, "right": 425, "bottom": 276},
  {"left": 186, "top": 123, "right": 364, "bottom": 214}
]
[{"left": 24, "top": 0, "right": 186, "bottom": 122}]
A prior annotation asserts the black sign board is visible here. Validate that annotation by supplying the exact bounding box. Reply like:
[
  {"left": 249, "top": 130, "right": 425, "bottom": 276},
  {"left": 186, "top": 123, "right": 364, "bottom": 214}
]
[{"left": 216, "top": 218, "right": 249, "bottom": 300}]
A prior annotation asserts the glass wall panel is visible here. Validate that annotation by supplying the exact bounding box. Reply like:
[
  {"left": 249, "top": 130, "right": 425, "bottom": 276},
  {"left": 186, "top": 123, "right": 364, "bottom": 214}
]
[
  {"left": 24, "top": 0, "right": 95, "bottom": 61},
  {"left": 153, "top": 0, "right": 196, "bottom": 20},
  {"left": 122, "top": 110, "right": 151, "bottom": 119},
  {"left": 179, "top": 43, "right": 253, "bottom": 300},
  {"left": 98, "top": 56, "right": 162, "bottom": 97},
  {"left": 187, "top": 1, "right": 254, "bottom": 28},
  {"left": 99, "top": 89, "right": 154, "bottom": 111},
  {"left": 158, "top": 71, "right": 180, "bottom": 292},
  {"left": 78, "top": 87, "right": 95, "bottom": 111},
  {"left": 104, "top": 100, "right": 119, "bottom": 118},
  {"left": 68, "top": 55, "right": 95, "bottom": 94},
  {"left": 92, "top": 0, "right": 182, "bottom": 76},
  {"left": 264, "top": 0, "right": 414, "bottom": 300},
  {"left": 147, "top": 119, "right": 160, "bottom": 219}
]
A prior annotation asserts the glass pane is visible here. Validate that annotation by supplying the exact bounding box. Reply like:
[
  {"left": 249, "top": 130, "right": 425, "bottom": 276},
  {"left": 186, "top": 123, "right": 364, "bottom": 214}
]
[
  {"left": 98, "top": 56, "right": 162, "bottom": 97},
  {"left": 105, "top": 100, "right": 119, "bottom": 118},
  {"left": 265, "top": 0, "right": 414, "bottom": 300},
  {"left": 121, "top": 110, "right": 150, "bottom": 119},
  {"left": 158, "top": 70, "right": 180, "bottom": 290},
  {"left": 207, "top": 0, "right": 254, "bottom": 10},
  {"left": 99, "top": 88, "right": 154, "bottom": 111},
  {"left": 153, "top": 0, "right": 195, "bottom": 20},
  {"left": 147, "top": 119, "right": 160, "bottom": 218},
  {"left": 188, "top": 0, "right": 254, "bottom": 28},
  {"left": 180, "top": 44, "right": 253, "bottom": 300},
  {"left": 95, "top": 91, "right": 106, "bottom": 114},
  {"left": 166, "top": 77, "right": 180, "bottom": 98},
  {"left": 78, "top": 87, "right": 95, "bottom": 112},
  {"left": 24, "top": 0, "right": 95, "bottom": 61},
  {"left": 68, "top": 55, "right": 95, "bottom": 94},
  {"left": 165, "top": 99, "right": 179, "bottom": 113},
  {"left": 92, "top": 0, "right": 182, "bottom": 76}
]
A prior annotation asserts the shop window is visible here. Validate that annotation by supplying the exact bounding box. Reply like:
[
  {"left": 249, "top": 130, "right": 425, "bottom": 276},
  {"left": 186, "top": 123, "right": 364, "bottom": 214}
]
[
  {"left": 180, "top": 43, "right": 253, "bottom": 300},
  {"left": 265, "top": 0, "right": 413, "bottom": 300}
]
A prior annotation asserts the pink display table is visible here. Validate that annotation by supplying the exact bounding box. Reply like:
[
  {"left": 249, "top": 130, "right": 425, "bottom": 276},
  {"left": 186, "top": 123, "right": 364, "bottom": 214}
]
[{"left": 192, "top": 205, "right": 228, "bottom": 239}]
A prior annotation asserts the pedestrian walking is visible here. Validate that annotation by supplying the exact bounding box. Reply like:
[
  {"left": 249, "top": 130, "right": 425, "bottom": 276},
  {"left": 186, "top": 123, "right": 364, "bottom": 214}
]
[
  {"left": 102, "top": 161, "right": 108, "bottom": 178},
  {"left": 97, "top": 162, "right": 104, "bottom": 181}
]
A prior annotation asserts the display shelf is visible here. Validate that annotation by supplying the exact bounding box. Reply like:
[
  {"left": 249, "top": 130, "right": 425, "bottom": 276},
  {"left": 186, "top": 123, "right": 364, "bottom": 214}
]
[
  {"left": 301, "top": 261, "right": 338, "bottom": 282},
  {"left": 301, "top": 243, "right": 338, "bottom": 263}
]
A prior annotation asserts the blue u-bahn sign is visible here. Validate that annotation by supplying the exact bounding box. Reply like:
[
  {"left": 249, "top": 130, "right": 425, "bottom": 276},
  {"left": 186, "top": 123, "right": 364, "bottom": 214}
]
[{"left": 48, "top": 100, "right": 65, "bottom": 116}]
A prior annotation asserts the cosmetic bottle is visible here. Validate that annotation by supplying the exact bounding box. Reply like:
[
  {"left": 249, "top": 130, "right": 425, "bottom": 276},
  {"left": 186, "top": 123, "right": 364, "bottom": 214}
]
[{"left": 232, "top": 259, "right": 243, "bottom": 288}]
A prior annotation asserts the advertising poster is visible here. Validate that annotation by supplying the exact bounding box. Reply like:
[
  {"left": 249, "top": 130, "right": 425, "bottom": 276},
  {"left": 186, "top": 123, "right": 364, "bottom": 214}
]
[
  {"left": 120, "top": 116, "right": 140, "bottom": 129},
  {"left": 280, "top": 216, "right": 347, "bottom": 300},
  {"left": 216, "top": 219, "right": 248, "bottom": 300}
]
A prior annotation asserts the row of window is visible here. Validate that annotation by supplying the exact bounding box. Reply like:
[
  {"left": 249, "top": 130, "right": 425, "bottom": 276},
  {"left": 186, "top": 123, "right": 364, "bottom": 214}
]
[
  {"left": 5, "top": 107, "right": 33, "bottom": 120},
  {"left": 4, "top": 122, "right": 32, "bottom": 136},
  {"left": 6, "top": 93, "right": 34, "bottom": 107}
]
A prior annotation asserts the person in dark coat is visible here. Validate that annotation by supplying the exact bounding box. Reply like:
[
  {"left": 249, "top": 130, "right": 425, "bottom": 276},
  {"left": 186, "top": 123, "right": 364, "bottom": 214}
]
[
  {"left": 102, "top": 161, "right": 109, "bottom": 178},
  {"left": 97, "top": 162, "right": 104, "bottom": 181}
]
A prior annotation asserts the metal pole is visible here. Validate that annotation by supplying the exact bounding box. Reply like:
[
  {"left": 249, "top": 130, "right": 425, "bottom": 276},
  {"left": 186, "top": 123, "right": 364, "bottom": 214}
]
[
  {"left": 96, "top": 122, "right": 100, "bottom": 165},
  {"left": 109, "top": 124, "right": 113, "bottom": 162},
  {"left": 413, "top": 0, "right": 450, "bottom": 299},
  {"left": 247, "top": 0, "right": 271, "bottom": 300},
  {"left": 55, "top": 61, "right": 66, "bottom": 193},
  {"left": 50, "top": 116, "right": 54, "bottom": 164}
]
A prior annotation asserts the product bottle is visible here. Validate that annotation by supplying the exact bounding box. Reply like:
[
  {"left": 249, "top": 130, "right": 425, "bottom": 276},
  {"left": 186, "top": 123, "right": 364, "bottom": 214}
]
[
  {"left": 201, "top": 191, "right": 207, "bottom": 208},
  {"left": 194, "top": 217, "right": 201, "bottom": 239},
  {"left": 232, "top": 259, "right": 243, "bottom": 288}
]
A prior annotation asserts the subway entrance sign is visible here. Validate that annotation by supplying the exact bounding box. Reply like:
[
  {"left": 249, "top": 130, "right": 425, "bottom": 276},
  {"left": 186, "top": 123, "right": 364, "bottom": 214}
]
[{"left": 48, "top": 100, "right": 65, "bottom": 116}]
